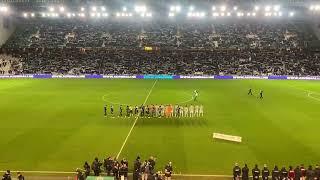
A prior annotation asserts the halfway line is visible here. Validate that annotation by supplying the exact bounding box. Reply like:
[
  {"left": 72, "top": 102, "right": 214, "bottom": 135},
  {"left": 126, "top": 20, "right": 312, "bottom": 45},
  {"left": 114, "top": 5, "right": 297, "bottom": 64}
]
[{"left": 116, "top": 80, "right": 158, "bottom": 159}]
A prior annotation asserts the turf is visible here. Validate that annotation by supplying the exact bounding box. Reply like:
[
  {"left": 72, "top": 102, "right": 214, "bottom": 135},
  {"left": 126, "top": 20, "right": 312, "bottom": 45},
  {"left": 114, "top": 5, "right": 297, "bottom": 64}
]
[{"left": 0, "top": 79, "right": 319, "bottom": 175}]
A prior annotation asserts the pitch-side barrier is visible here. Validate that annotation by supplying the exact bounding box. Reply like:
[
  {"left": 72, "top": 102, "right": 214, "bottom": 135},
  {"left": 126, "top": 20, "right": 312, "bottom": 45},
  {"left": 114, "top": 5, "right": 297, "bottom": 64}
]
[{"left": 0, "top": 74, "right": 320, "bottom": 80}]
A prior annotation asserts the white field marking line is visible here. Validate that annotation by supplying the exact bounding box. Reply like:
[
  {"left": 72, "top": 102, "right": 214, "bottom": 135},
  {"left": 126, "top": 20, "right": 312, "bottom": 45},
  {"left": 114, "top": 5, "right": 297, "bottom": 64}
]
[
  {"left": 288, "top": 85, "right": 320, "bottom": 102},
  {"left": 116, "top": 80, "right": 158, "bottom": 159},
  {"left": 308, "top": 92, "right": 320, "bottom": 102},
  {"left": 0, "top": 170, "right": 233, "bottom": 177}
]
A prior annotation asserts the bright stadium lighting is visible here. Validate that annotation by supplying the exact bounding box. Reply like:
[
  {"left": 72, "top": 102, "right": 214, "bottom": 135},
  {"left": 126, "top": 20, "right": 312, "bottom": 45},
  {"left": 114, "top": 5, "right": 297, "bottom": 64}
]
[
  {"left": 212, "top": 6, "right": 216, "bottom": 11},
  {"left": 233, "top": 6, "right": 238, "bottom": 10},
  {"left": 81, "top": 7, "right": 85, "bottom": 11},
  {"left": 116, "top": 12, "right": 120, "bottom": 17},
  {"left": 102, "top": 13, "right": 108, "bottom": 17},
  {"left": 227, "top": 12, "right": 231, "bottom": 16},
  {"left": 146, "top": 13, "right": 152, "bottom": 17},
  {"left": 213, "top": 12, "right": 219, "bottom": 17},
  {"left": 220, "top": 6, "right": 226, "bottom": 11},
  {"left": 169, "top": 12, "right": 175, "bottom": 17},
  {"left": 273, "top": 5, "right": 280, "bottom": 11},
  {"left": 187, "top": 12, "right": 192, "bottom": 17},
  {"left": 41, "top": 12, "right": 46, "bottom": 17},
  {"left": 59, "top": 6, "right": 65, "bottom": 12},
  {"left": 220, "top": 12, "right": 225, "bottom": 16},
  {"left": 129, "top": 13, "right": 132, "bottom": 17},
  {"left": 247, "top": 12, "right": 251, "bottom": 16},
  {"left": 90, "top": 13, "right": 96, "bottom": 17},
  {"left": 265, "top": 6, "right": 271, "bottom": 12},
  {"left": 252, "top": 12, "right": 256, "bottom": 16},
  {"left": 122, "top": 7, "right": 127, "bottom": 11},
  {"left": 23, "top": 13, "right": 28, "bottom": 17},
  {"left": 176, "top": 6, "right": 181, "bottom": 12},
  {"left": 315, "top": 5, "right": 320, "bottom": 10},
  {"left": 278, "top": 12, "right": 283, "bottom": 16},
  {"left": 310, "top": 5, "right": 314, "bottom": 11},
  {"left": 289, "top": 11, "right": 295, "bottom": 17},
  {"left": 189, "top": 6, "right": 194, "bottom": 11},
  {"left": 92, "top": 6, "right": 97, "bottom": 11},
  {"left": 101, "top": 6, "right": 106, "bottom": 11},
  {"left": 273, "top": 12, "right": 277, "bottom": 16},
  {"left": 67, "top": 13, "right": 71, "bottom": 17},
  {"left": 49, "top": 6, "right": 55, "bottom": 12},
  {"left": 170, "top": 6, "right": 175, "bottom": 11},
  {"left": 31, "top": 13, "right": 35, "bottom": 17},
  {"left": 97, "top": 13, "right": 101, "bottom": 17},
  {"left": 135, "top": 5, "right": 146, "bottom": 12},
  {"left": 254, "top": 6, "right": 259, "bottom": 11},
  {"left": 200, "top": 12, "right": 205, "bottom": 17},
  {"left": 0, "top": 6, "right": 8, "bottom": 12}
]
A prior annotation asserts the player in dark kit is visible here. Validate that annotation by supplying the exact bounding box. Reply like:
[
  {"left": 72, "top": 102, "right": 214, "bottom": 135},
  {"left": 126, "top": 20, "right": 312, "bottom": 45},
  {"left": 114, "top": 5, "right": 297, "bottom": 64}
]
[
  {"left": 126, "top": 105, "right": 130, "bottom": 117},
  {"left": 301, "top": 164, "right": 306, "bottom": 180},
  {"left": 104, "top": 105, "right": 107, "bottom": 117},
  {"left": 145, "top": 106, "right": 150, "bottom": 117},
  {"left": 289, "top": 166, "right": 295, "bottom": 180},
  {"left": 252, "top": 164, "right": 261, "bottom": 180},
  {"left": 248, "top": 89, "right": 253, "bottom": 95},
  {"left": 280, "top": 167, "right": 288, "bottom": 180},
  {"left": 141, "top": 105, "right": 145, "bottom": 117},
  {"left": 242, "top": 164, "right": 249, "bottom": 180},
  {"left": 272, "top": 166, "right": 280, "bottom": 180},
  {"left": 119, "top": 105, "right": 123, "bottom": 117},
  {"left": 260, "top": 90, "right": 264, "bottom": 99},
  {"left": 110, "top": 105, "right": 114, "bottom": 115},
  {"left": 294, "top": 166, "right": 301, "bottom": 180},
  {"left": 233, "top": 163, "right": 241, "bottom": 180},
  {"left": 262, "top": 164, "right": 270, "bottom": 180}
]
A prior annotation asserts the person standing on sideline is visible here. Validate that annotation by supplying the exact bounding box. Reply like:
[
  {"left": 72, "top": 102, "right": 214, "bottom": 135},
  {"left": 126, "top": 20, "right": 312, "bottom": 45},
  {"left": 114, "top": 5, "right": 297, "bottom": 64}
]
[
  {"left": 242, "top": 164, "right": 249, "bottom": 180},
  {"left": 233, "top": 163, "right": 241, "bottom": 180}
]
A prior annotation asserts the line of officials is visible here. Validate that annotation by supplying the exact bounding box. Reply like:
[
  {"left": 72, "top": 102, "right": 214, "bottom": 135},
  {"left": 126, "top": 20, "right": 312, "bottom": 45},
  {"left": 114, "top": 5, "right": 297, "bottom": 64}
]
[{"left": 233, "top": 164, "right": 320, "bottom": 180}]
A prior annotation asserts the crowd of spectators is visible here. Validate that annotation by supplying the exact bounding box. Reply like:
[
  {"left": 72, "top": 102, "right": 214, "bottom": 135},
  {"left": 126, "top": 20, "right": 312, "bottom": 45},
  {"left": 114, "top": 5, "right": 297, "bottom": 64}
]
[
  {"left": 0, "top": 19, "right": 319, "bottom": 76},
  {"left": 77, "top": 156, "right": 172, "bottom": 180},
  {"left": 233, "top": 163, "right": 320, "bottom": 180}
]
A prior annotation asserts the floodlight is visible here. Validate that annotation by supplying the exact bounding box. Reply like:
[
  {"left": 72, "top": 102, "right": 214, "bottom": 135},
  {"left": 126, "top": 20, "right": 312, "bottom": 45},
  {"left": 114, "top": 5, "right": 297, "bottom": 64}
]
[
  {"left": 135, "top": 5, "right": 146, "bottom": 12},
  {"left": 170, "top": 6, "right": 175, "bottom": 11},
  {"left": 233, "top": 6, "right": 238, "bottom": 10},
  {"left": 220, "top": 6, "right": 226, "bottom": 11},
  {"left": 81, "top": 7, "right": 85, "bottom": 11},
  {"left": 123, "top": 7, "right": 127, "bottom": 11},
  {"left": 146, "top": 13, "right": 152, "bottom": 17},
  {"left": 315, "top": 5, "right": 320, "bottom": 10},
  {"left": 187, "top": 12, "right": 192, "bottom": 17},
  {"left": 67, "top": 13, "right": 71, "bottom": 17},
  {"left": 97, "top": 13, "right": 101, "bottom": 17},
  {"left": 176, "top": 6, "right": 181, "bottom": 12},
  {"left": 227, "top": 12, "right": 231, "bottom": 16},
  {"left": 31, "top": 13, "right": 35, "bottom": 17},
  {"left": 213, "top": 12, "right": 219, "bottom": 17},
  {"left": 252, "top": 12, "right": 256, "bottom": 16},
  {"left": 41, "top": 13, "right": 46, "bottom": 17},
  {"left": 169, "top": 12, "right": 175, "bottom": 17},
  {"left": 265, "top": 6, "right": 271, "bottom": 12},
  {"left": 129, "top": 13, "right": 132, "bottom": 17},
  {"left": 278, "top": 12, "right": 282, "bottom": 16},
  {"left": 59, "top": 7, "right": 65, "bottom": 12},
  {"left": 189, "top": 6, "right": 194, "bottom": 11},
  {"left": 254, "top": 6, "right": 259, "bottom": 11},
  {"left": 212, "top": 6, "right": 216, "bottom": 11},
  {"left": 72, "top": 13, "right": 76, "bottom": 17},
  {"left": 289, "top": 12, "right": 294, "bottom": 17},
  {"left": 116, "top": 12, "right": 120, "bottom": 17},
  {"left": 102, "top": 13, "right": 108, "bottom": 17},
  {"left": 0, "top": 6, "right": 8, "bottom": 12},
  {"left": 90, "top": 13, "right": 96, "bottom": 17},
  {"left": 247, "top": 12, "right": 251, "bottom": 16},
  {"left": 101, "top": 6, "right": 106, "bottom": 11},
  {"left": 273, "top": 5, "right": 280, "bottom": 11},
  {"left": 49, "top": 7, "right": 55, "bottom": 12},
  {"left": 23, "top": 13, "right": 28, "bottom": 17},
  {"left": 220, "top": 12, "right": 225, "bottom": 16},
  {"left": 92, "top": 6, "right": 97, "bottom": 11}
]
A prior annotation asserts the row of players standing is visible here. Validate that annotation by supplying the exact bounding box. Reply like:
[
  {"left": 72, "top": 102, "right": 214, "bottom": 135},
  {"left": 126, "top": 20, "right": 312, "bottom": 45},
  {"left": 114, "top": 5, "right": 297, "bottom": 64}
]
[
  {"left": 233, "top": 163, "right": 320, "bottom": 180},
  {"left": 104, "top": 104, "right": 204, "bottom": 118}
]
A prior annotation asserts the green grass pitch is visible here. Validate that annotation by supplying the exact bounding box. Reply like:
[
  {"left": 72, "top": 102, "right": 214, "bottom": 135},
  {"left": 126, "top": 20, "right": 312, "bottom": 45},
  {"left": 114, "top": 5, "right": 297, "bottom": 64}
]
[{"left": 0, "top": 79, "right": 319, "bottom": 175}]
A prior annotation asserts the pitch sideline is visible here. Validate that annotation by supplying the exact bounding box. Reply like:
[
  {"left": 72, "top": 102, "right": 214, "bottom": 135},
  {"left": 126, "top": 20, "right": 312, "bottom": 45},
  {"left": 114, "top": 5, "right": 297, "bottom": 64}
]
[
  {"left": 116, "top": 80, "right": 158, "bottom": 159},
  {"left": 0, "top": 170, "right": 232, "bottom": 177}
]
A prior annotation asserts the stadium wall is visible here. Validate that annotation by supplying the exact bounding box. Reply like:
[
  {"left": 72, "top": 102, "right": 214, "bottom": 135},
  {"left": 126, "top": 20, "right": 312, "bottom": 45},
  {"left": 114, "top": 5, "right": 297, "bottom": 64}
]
[
  {"left": 0, "top": 75, "right": 320, "bottom": 80},
  {"left": 0, "top": 16, "right": 15, "bottom": 46}
]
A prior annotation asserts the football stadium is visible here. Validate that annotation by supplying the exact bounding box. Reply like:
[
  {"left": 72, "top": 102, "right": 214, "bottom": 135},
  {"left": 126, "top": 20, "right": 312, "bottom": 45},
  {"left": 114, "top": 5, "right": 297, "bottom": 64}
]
[{"left": 0, "top": 0, "right": 320, "bottom": 180}]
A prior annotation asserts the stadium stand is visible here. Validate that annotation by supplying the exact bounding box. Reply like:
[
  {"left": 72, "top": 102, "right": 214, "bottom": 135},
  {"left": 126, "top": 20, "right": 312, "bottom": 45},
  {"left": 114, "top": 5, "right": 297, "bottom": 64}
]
[{"left": 0, "top": 20, "right": 319, "bottom": 76}]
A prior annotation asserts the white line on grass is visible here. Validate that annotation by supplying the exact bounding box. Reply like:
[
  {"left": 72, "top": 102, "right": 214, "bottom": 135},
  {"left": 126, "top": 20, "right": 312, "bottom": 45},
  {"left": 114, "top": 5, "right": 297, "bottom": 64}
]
[
  {"left": 116, "top": 80, "right": 158, "bottom": 159},
  {"left": 0, "top": 170, "right": 233, "bottom": 177}
]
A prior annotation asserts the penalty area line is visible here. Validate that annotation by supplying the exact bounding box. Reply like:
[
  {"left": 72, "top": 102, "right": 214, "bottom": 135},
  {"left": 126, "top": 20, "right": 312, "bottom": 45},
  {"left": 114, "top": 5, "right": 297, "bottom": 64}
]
[{"left": 116, "top": 80, "right": 158, "bottom": 159}]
